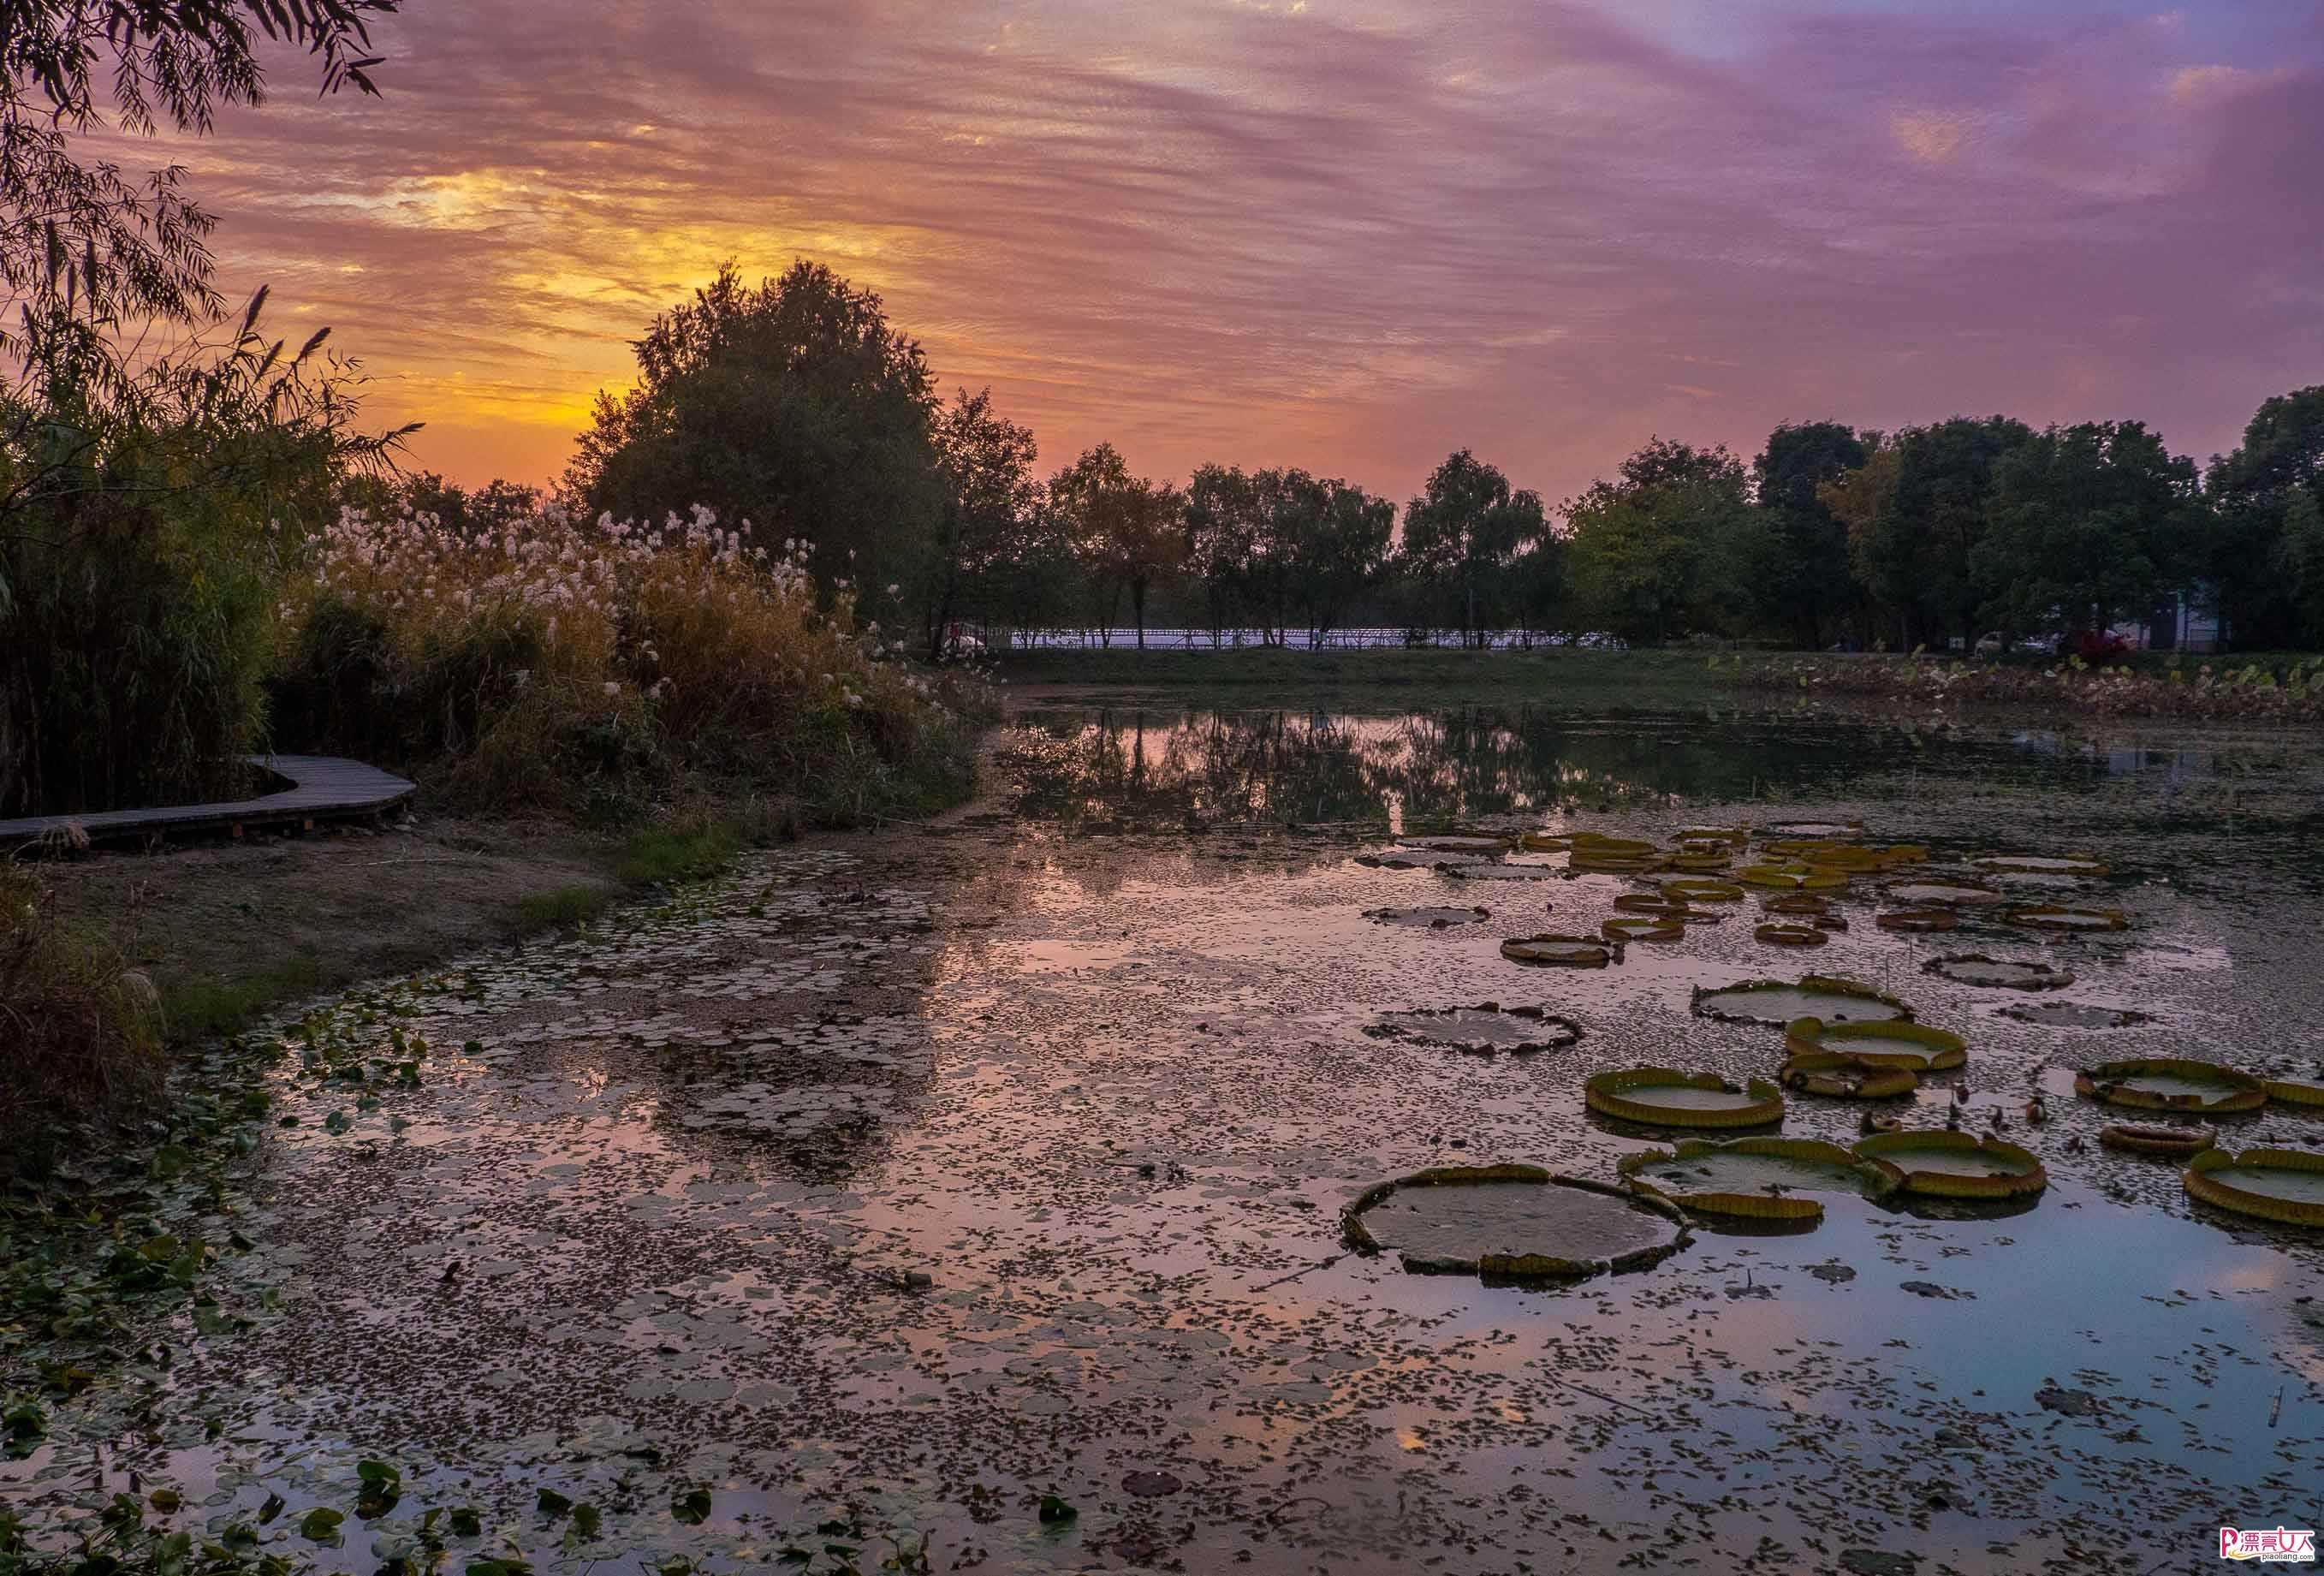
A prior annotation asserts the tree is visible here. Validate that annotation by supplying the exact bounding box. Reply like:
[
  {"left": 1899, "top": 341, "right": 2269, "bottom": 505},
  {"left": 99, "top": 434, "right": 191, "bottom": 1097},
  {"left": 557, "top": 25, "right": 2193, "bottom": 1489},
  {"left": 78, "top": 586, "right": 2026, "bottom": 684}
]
[
  {"left": 567, "top": 260, "right": 944, "bottom": 605},
  {"left": 1561, "top": 438, "right": 1752, "bottom": 645},
  {"left": 1401, "top": 450, "right": 1547, "bottom": 646},
  {"left": 1817, "top": 437, "right": 1899, "bottom": 648},
  {"left": 1047, "top": 443, "right": 1183, "bottom": 649},
  {"left": 927, "top": 387, "right": 1037, "bottom": 657},
  {"left": 1752, "top": 422, "right": 1868, "bottom": 647},
  {"left": 2203, "top": 386, "right": 2324, "bottom": 649},
  {"left": 3, "top": 0, "right": 394, "bottom": 395},
  {"left": 2281, "top": 486, "right": 2324, "bottom": 649},
  {"left": 1974, "top": 421, "right": 2199, "bottom": 640},
  {"left": 1851, "top": 417, "right": 2035, "bottom": 650},
  {"left": 1290, "top": 478, "right": 1394, "bottom": 640},
  {"left": 1184, "top": 463, "right": 1271, "bottom": 639}
]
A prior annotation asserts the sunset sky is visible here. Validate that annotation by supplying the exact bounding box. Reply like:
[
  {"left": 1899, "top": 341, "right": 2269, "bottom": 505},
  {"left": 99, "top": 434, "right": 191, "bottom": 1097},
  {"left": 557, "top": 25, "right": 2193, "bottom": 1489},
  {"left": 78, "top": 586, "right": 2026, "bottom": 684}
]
[{"left": 144, "top": 0, "right": 2323, "bottom": 506}]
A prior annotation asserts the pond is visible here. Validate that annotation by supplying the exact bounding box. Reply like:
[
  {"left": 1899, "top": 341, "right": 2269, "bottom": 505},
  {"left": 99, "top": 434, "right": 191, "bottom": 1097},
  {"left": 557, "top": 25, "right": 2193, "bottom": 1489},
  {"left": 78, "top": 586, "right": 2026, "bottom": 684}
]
[{"left": 8, "top": 699, "right": 2324, "bottom": 1575}]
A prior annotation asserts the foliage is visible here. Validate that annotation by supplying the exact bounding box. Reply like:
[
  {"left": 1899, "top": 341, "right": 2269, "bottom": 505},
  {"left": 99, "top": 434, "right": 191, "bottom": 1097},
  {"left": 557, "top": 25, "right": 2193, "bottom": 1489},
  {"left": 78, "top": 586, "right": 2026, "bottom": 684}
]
[
  {"left": 1561, "top": 438, "right": 1750, "bottom": 645},
  {"left": 925, "top": 387, "right": 1039, "bottom": 657},
  {"left": 0, "top": 865, "right": 163, "bottom": 1139},
  {"left": 1847, "top": 416, "right": 2036, "bottom": 649},
  {"left": 0, "top": 297, "right": 407, "bottom": 817},
  {"left": 567, "top": 261, "right": 944, "bottom": 609},
  {"left": 2, "top": 0, "right": 393, "bottom": 400},
  {"left": 1399, "top": 450, "right": 1549, "bottom": 646},
  {"left": 2204, "top": 385, "right": 2324, "bottom": 649},
  {"left": 1183, "top": 463, "right": 1391, "bottom": 642},
  {"left": 272, "top": 501, "right": 982, "bottom": 820},
  {"left": 1974, "top": 420, "right": 2199, "bottom": 639},
  {"left": 1751, "top": 422, "right": 1867, "bottom": 647},
  {"left": 1046, "top": 442, "right": 1184, "bottom": 648}
]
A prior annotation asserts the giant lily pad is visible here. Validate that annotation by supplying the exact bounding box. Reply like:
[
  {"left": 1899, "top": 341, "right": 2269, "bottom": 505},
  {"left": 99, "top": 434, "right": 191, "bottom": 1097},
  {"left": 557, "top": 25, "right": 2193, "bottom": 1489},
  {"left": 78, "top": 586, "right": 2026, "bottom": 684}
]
[
  {"left": 1663, "top": 877, "right": 1744, "bottom": 904},
  {"left": 1738, "top": 862, "right": 1850, "bottom": 893},
  {"left": 1398, "top": 835, "right": 1511, "bottom": 854},
  {"left": 1998, "top": 1001, "right": 2149, "bottom": 1030},
  {"left": 1364, "top": 905, "right": 1491, "bottom": 929},
  {"left": 1572, "top": 833, "right": 1658, "bottom": 856},
  {"left": 1851, "top": 1131, "right": 2048, "bottom": 1198},
  {"left": 1974, "top": 853, "right": 2109, "bottom": 877},
  {"left": 1442, "top": 861, "right": 1562, "bottom": 882},
  {"left": 1876, "top": 907, "right": 1958, "bottom": 934},
  {"left": 2262, "top": 1076, "right": 2324, "bottom": 1109},
  {"left": 2072, "top": 1058, "right": 2268, "bottom": 1115},
  {"left": 2003, "top": 904, "right": 2130, "bottom": 933},
  {"left": 1766, "top": 819, "right": 1863, "bottom": 840},
  {"left": 1692, "top": 976, "right": 1911, "bottom": 1027},
  {"left": 1502, "top": 933, "right": 1615, "bottom": 967},
  {"left": 1619, "top": 1137, "right": 1894, "bottom": 1222},
  {"left": 1779, "top": 1051, "right": 1919, "bottom": 1099},
  {"left": 1754, "top": 921, "right": 1828, "bottom": 949},
  {"left": 2099, "top": 1123, "right": 2216, "bottom": 1157},
  {"left": 1786, "top": 1018, "right": 1967, "bottom": 1072},
  {"left": 1763, "top": 893, "right": 1833, "bottom": 916},
  {"left": 1887, "top": 877, "right": 2006, "bottom": 908},
  {"left": 2182, "top": 1148, "right": 2324, "bottom": 1227},
  {"left": 1519, "top": 831, "right": 1573, "bottom": 853},
  {"left": 1359, "top": 850, "right": 1489, "bottom": 871},
  {"left": 1342, "top": 1165, "right": 1691, "bottom": 1277},
  {"left": 1923, "top": 955, "right": 2074, "bottom": 990},
  {"left": 1585, "top": 1068, "right": 1786, "bottom": 1128},
  {"left": 1677, "top": 825, "right": 1751, "bottom": 847},
  {"left": 1603, "top": 915, "right": 1685, "bottom": 943},
  {"left": 1369, "top": 1004, "right": 1582, "bottom": 1056}
]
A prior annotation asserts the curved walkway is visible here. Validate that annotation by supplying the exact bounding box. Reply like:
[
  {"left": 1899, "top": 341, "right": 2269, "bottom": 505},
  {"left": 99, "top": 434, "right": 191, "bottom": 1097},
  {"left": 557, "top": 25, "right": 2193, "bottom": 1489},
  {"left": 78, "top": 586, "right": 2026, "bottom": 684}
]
[{"left": 1, "top": 755, "right": 416, "bottom": 851}]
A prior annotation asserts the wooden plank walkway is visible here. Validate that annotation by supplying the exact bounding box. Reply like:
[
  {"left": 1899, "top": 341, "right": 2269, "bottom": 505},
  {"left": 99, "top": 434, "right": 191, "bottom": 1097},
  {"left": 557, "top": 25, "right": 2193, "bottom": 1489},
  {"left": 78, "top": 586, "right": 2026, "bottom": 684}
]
[{"left": 1, "top": 755, "right": 416, "bottom": 851}]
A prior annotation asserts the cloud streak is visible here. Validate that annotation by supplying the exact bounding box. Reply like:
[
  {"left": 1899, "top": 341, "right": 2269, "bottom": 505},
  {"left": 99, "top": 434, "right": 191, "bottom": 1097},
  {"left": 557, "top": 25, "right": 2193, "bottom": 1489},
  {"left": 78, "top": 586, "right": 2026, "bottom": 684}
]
[{"left": 118, "top": 0, "right": 2324, "bottom": 502}]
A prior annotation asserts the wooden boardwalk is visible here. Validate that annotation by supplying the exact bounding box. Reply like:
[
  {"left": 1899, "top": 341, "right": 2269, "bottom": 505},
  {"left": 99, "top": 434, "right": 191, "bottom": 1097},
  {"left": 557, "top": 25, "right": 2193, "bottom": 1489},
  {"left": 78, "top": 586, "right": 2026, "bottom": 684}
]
[{"left": 1, "top": 755, "right": 416, "bottom": 851}]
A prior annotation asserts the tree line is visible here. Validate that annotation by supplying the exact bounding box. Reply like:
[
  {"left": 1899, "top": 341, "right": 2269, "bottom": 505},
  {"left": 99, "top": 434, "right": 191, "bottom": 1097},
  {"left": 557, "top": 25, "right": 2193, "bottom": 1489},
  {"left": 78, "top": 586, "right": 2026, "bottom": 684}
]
[{"left": 533, "top": 261, "right": 2324, "bottom": 655}]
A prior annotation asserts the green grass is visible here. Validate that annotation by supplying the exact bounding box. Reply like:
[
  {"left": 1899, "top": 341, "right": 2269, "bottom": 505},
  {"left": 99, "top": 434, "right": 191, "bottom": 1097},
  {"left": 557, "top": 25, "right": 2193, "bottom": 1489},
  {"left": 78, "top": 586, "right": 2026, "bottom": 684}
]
[
  {"left": 159, "top": 951, "right": 323, "bottom": 1044},
  {"left": 613, "top": 818, "right": 746, "bottom": 885},
  {"left": 512, "top": 884, "right": 616, "bottom": 930}
]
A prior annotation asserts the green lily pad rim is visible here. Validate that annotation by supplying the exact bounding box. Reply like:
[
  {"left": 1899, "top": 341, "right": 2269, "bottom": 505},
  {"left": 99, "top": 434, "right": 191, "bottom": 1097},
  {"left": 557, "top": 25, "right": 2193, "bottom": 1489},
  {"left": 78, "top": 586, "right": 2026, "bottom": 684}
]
[
  {"left": 1340, "top": 1164, "right": 1694, "bottom": 1276},
  {"left": 1785, "top": 1017, "right": 1967, "bottom": 1071},
  {"left": 1584, "top": 1067, "right": 1787, "bottom": 1129},
  {"left": 1850, "top": 1129, "right": 2049, "bottom": 1198},
  {"left": 1617, "top": 1136, "right": 1899, "bottom": 1220},
  {"left": 2072, "top": 1057, "right": 2269, "bottom": 1114},
  {"left": 2183, "top": 1147, "right": 2324, "bottom": 1226}
]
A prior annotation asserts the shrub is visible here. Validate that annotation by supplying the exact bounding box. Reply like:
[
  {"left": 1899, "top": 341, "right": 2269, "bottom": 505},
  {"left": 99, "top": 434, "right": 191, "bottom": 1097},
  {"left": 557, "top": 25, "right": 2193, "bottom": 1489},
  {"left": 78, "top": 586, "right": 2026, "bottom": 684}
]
[
  {"left": 0, "top": 865, "right": 164, "bottom": 1147},
  {"left": 276, "top": 502, "right": 987, "bottom": 818}
]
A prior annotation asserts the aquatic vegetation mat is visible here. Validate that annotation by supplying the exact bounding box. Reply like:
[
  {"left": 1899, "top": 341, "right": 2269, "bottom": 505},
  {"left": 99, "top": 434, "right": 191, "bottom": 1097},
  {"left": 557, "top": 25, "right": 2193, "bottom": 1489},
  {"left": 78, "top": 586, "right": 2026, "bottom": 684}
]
[
  {"left": 2182, "top": 1148, "right": 2324, "bottom": 1226},
  {"left": 1342, "top": 1165, "right": 1690, "bottom": 1277},
  {"left": 1369, "top": 1003, "right": 1583, "bottom": 1055},
  {"left": 1618, "top": 1138, "right": 1893, "bottom": 1222},
  {"left": 1923, "top": 955, "right": 2075, "bottom": 990},
  {"left": 2073, "top": 1058, "right": 2268, "bottom": 1115},
  {"left": 2099, "top": 1123, "right": 2216, "bottom": 1157},
  {"left": 1852, "top": 1130, "right": 2049, "bottom": 1198},
  {"left": 1786, "top": 1019, "right": 1967, "bottom": 1072},
  {"left": 1691, "top": 976, "right": 1911, "bottom": 1026},
  {"left": 1501, "top": 933, "right": 1615, "bottom": 967},
  {"left": 2004, "top": 904, "right": 2131, "bottom": 933},
  {"left": 1584, "top": 1067, "right": 1786, "bottom": 1128},
  {"left": 1363, "top": 904, "right": 1491, "bottom": 928}
]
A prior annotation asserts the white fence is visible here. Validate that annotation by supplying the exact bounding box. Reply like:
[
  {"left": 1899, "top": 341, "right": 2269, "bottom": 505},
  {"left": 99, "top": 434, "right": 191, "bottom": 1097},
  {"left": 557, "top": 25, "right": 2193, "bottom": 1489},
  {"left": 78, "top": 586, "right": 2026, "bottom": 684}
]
[{"left": 1005, "top": 627, "right": 1617, "bottom": 651}]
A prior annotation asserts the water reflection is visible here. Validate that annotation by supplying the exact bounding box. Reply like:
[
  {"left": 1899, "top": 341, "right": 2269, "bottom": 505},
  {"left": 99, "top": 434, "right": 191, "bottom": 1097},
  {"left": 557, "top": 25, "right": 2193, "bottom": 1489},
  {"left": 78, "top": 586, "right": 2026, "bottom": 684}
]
[{"left": 1002, "top": 705, "right": 2127, "bottom": 830}]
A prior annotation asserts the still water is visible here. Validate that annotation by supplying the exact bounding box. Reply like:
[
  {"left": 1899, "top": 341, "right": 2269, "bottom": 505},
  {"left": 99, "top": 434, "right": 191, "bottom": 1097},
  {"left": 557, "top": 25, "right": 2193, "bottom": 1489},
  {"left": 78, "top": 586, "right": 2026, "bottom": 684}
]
[{"left": 8, "top": 702, "right": 2321, "bottom": 1574}]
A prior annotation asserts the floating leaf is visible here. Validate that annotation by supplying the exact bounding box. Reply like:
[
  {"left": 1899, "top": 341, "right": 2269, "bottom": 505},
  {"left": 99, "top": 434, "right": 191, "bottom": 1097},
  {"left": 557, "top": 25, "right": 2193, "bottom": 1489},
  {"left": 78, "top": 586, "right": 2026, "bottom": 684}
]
[
  {"left": 1584, "top": 1068, "right": 1786, "bottom": 1129},
  {"left": 1343, "top": 1165, "right": 1689, "bottom": 1279}
]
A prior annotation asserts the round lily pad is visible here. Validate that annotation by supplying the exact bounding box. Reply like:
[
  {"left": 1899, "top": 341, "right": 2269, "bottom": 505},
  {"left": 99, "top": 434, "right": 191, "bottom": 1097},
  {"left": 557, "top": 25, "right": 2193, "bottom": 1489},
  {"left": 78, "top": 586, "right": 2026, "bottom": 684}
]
[
  {"left": 1755, "top": 921, "right": 1828, "bottom": 949},
  {"left": 1677, "top": 825, "right": 1750, "bottom": 847},
  {"left": 1570, "top": 851, "right": 1665, "bottom": 874},
  {"left": 1342, "top": 1165, "right": 1691, "bottom": 1277},
  {"left": 1369, "top": 1004, "right": 1583, "bottom": 1056},
  {"left": 1442, "top": 861, "right": 1562, "bottom": 882},
  {"left": 1887, "top": 877, "right": 2006, "bottom": 908},
  {"left": 1619, "top": 1137, "right": 1894, "bottom": 1222},
  {"left": 1877, "top": 907, "right": 1958, "bottom": 933},
  {"left": 1851, "top": 1131, "right": 2048, "bottom": 1198},
  {"left": 1974, "top": 853, "right": 2108, "bottom": 877},
  {"left": 1398, "top": 835, "right": 1511, "bottom": 854},
  {"left": 1360, "top": 850, "right": 1489, "bottom": 871},
  {"left": 1584, "top": 1068, "right": 1786, "bottom": 1128},
  {"left": 1997, "top": 1000, "right": 2149, "bottom": 1029},
  {"left": 2003, "top": 904, "right": 2130, "bottom": 933},
  {"left": 1661, "top": 850, "right": 1735, "bottom": 873},
  {"left": 1739, "top": 862, "right": 1850, "bottom": 893},
  {"left": 1502, "top": 933, "right": 1615, "bottom": 967},
  {"left": 2182, "top": 1148, "right": 2324, "bottom": 1227},
  {"left": 1364, "top": 904, "right": 1493, "bottom": 929},
  {"left": 1786, "top": 1018, "right": 1967, "bottom": 1072},
  {"left": 2262, "top": 1077, "right": 2324, "bottom": 1109},
  {"left": 2099, "top": 1123, "right": 2216, "bottom": 1157},
  {"left": 1923, "top": 955, "right": 2075, "bottom": 990},
  {"left": 2072, "top": 1058, "right": 2268, "bottom": 1115},
  {"left": 1691, "top": 976, "right": 1911, "bottom": 1027},
  {"left": 1519, "top": 831, "right": 1573, "bottom": 853},
  {"left": 1572, "top": 833, "right": 1658, "bottom": 856},
  {"left": 1778, "top": 1051, "right": 1918, "bottom": 1099},
  {"left": 1763, "top": 893, "right": 1833, "bottom": 916},
  {"left": 1603, "top": 915, "right": 1685, "bottom": 943},
  {"left": 1663, "top": 877, "right": 1744, "bottom": 904}
]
